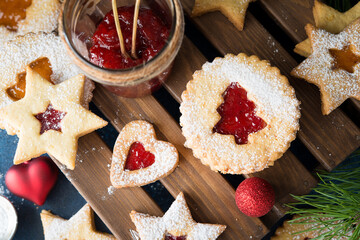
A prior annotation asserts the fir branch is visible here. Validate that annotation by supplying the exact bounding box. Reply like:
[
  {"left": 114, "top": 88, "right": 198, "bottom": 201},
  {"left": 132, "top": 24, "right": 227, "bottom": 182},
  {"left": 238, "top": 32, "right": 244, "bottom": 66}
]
[{"left": 287, "top": 163, "right": 360, "bottom": 239}]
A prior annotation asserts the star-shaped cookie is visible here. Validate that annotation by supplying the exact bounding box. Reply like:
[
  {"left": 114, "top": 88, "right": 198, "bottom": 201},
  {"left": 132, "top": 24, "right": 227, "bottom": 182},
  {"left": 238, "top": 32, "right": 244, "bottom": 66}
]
[
  {"left": 291, "top": 19, "right": 360, "bottom": 115},
  {"left": 0, "top": 67, "right": 107, "bottom": 169},
  {"left": 40, "top": 204, "right": 116, "bottom": 240},
  {"left": 192, "top": 0, "right": 255, "bottom": 31},
  {"left": 130, "top": 192, "right": 226, "bottom": 240},
  {"left": 295, "top": 0, "right": 360, "bottom": 57},
  {"left": 0, "top": 33, "right": 94, "bottom": 135}
]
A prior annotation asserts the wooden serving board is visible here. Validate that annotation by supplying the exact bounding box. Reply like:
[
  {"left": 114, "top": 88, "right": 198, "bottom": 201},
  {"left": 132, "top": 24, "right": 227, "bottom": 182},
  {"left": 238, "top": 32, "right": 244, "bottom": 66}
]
[{"left": 53, "top": 0, "right": 360, "bottom": 239}]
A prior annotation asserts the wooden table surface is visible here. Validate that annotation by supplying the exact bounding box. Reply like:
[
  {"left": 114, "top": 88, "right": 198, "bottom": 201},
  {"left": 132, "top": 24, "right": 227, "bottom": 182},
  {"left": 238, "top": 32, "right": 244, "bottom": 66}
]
[{"left": 53, "top": 0, "right": 360, "bottom": 239}]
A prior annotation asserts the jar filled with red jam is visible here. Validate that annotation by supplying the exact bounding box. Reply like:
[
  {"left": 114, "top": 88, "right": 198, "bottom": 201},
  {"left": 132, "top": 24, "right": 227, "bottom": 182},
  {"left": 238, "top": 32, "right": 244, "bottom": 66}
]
[{"left": 59, "top": 0, "right": 184, "bottom": 98}]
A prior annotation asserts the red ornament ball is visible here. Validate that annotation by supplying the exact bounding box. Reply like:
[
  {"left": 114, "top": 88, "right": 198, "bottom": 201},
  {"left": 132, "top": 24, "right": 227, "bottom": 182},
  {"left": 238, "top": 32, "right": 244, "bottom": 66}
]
[
  {"left": 235, "top": 177, "right": 275, "bottom": 217},
  {"left": 5, "top": 156, "right": 58, "bottom": 205}
]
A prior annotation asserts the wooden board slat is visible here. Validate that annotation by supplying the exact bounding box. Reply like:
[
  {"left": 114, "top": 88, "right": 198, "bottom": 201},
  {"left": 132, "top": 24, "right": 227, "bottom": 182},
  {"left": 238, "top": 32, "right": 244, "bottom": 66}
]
[
  {"left": 258, "top": 0, "right": 360, "bottom": 113},
  {"left": 52, "top": 132, "right": 163, "bottom": 240},
  {"left": 164, "top": 37, "right": 317, "bottom": 226},
  {"left": 93, "top": 85, "right": 268, "bottom": 239},
  {"left": 178, "top": 0, "right": 360, "bottom": 170},
  {"left": 259, "top": 0, "right": 313, "bottom": 42}
]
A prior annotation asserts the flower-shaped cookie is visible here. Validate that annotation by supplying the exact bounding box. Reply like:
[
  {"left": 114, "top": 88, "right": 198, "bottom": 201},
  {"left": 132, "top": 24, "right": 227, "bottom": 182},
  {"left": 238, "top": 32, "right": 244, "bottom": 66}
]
[
  {"left": 110, "top": 120, "right": 179, "bottom": 188},
  {"left": 180, "top": 53, "right": 300, "bottom": 174}
]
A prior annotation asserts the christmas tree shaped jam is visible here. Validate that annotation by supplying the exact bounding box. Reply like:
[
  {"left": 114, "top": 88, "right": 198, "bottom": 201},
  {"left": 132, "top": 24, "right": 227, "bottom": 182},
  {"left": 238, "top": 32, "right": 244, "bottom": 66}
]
[{"left": 213, "top": 82, "right": 267, "bottom": 144}]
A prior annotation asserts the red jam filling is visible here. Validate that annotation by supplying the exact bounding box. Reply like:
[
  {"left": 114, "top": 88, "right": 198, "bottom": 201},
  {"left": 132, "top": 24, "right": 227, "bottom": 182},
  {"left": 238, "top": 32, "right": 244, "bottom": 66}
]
[
  {"left": 125, "top": 142, "right": 155, "bottom": 171},
  {"left": 89, "top": 6, "right": 170, "bottom": 69},
  {"left": 213, "top": 82, "right": 267, "bottom": 145},
  {"left": 165, "top": 233, "right": 187, "bottom": 240},
  {"left": 34, "top": 104, "right": 67, "bottom": 135}
]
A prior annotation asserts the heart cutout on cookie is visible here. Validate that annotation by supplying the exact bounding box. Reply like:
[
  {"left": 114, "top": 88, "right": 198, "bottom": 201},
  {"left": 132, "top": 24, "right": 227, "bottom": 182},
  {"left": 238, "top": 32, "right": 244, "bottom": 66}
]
[
  {"left": 5, "top": 156, "right": 58, "bottom": 205},
  {"left": 110, "top": 120, "right": 179, "bottom": 188}
]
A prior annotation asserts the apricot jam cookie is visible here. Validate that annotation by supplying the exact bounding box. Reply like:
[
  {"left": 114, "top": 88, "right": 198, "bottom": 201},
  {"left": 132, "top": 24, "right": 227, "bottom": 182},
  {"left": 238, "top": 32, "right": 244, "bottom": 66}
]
[
  {"left": 41, "top": 204, "right": 116, "bottom": 240},
  {"left": 0, "top": 67, "right": 107, "bottom": 170},
  {"left": 110, "top": 120, "right": 178, "bottom": 188},
  {"left": 0, "top": 0, "right": 60, "bottom": 42},
  {"left": 130, "top": 192, "right": 226, "bottom": 240},
  {"left": 0, "top": 32, "right": 95, "bottom": 135},
  {"left": 292, "top": 19, "right": 360, "bottom": 115},
  {"left": 294, "top": 0, "right": 360, "bottom": 58},
  {"left": 180, "top": 53, "right": 300, "bottom": 174}
]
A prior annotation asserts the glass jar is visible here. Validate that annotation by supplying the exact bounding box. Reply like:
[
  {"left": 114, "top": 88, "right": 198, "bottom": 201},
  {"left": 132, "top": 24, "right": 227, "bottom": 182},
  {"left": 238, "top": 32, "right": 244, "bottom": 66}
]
[{"left": 59, "top": 0, "right": 184, "bottom": 98}]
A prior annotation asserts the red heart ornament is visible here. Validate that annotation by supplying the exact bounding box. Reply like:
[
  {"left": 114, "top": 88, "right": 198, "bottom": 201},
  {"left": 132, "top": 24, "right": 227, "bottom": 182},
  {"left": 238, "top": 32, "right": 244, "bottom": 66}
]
[{"left": 5, "top": 156, "right": 58, "bottom": 205}]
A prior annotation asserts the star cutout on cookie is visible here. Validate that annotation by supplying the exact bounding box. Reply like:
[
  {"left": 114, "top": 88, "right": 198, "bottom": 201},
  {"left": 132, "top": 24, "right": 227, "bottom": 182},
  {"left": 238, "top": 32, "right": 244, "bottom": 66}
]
[
  {"left": 192, "top": 0, "right": 255, "bottom": 31},
  {"left": 294, "top": 0, "right": 360, "bottom": 57},
  {"left": 40, "top": 204, "right": 116, "bottom": 240},
  {"left": 130, "top": 192, "right": 226, "bottom": 240},
  {"left": 291, "top": 19, "right": 360, "bottom": 115},
  {"left": 0, "top": 67, "right": 107, "bottom": 169},
  {"left": 329, "top": 45, "right": 360, "bottom": 73}
]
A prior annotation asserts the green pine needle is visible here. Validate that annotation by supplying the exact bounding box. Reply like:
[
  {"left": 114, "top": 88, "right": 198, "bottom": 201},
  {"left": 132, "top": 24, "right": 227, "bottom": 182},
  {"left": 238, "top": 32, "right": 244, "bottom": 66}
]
[{"left": 287, "top": 163, "right": 360, "bottom": 239}]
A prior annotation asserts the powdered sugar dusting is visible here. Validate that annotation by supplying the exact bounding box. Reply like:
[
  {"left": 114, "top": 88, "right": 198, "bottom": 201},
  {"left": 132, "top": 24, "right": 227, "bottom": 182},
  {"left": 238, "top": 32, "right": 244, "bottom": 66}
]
[
  {"left": 111, "top": 121, "right": 178, "bottom": 187},
  {"left": 180, "top": 53, "right": 300, "bottom": 174},
  {"left": 0, "top": 0, "right": 60, "bottom": 42},
  {"left": 131, "top": 193, "right": 226, "bottom": 240},
  {"left": 0, "top": 32, "right": 95, "bottom": 133},
  {"left": 292, "top": 21, "right": 360, "bottom": 114},
  {"left": 0, "top": 173, "right": 10, "bottom": 196}
]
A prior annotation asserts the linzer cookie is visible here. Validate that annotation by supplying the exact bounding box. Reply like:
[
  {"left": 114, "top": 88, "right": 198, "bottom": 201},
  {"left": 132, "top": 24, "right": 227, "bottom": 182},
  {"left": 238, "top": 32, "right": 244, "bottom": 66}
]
[
  {"left": 130, "top": 192, "right": 226, "bottom": 240},
  {"left": 291, "top": 19, "right": 360, "bottom": 115},
  {"left": 0, "top": 32, "right": 95, "bottom": 135},
  {"left": 0, "top": 0, "right": 60, "bottom": 42},
  {"left": 110, "top": 120, "right": 178, "bottom": 188},
  {"left": 295, "top": 0, "right": 360, "bottom": 57},
  {"left": 180, "top": 53, "right": 300, "bottom": 174},
  {"left": 192, "top": 0, "right": 255, "bottom": 31},
  {"left": 40, "top": 204, "right": 116, "bottom": 240},
  {"left": 0, "top": 67, "right": 107, "bottom": 170}
]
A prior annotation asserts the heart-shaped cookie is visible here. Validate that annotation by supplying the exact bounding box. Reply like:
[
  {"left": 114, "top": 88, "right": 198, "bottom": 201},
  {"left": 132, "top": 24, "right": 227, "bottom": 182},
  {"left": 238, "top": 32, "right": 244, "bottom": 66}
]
[
  {"left": 110, "top": 120, "right": 179, "bottom": 188},
  {"left": 5, "top": 156, "right": 58, "bottom": 205}
]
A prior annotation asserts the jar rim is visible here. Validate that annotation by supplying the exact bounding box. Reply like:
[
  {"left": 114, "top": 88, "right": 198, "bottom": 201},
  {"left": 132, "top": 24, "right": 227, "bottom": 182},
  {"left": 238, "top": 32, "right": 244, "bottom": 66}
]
[{"left": 59, "top": 0, "right": 184, "bottom": 86}]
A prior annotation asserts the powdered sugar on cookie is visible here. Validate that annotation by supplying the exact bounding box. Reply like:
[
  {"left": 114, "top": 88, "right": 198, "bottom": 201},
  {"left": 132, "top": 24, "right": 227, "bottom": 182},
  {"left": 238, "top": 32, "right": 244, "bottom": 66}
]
[
  {"left": 0, "top": 32, "right": 95, "bottom": 134},
  {"left": 0, "top": 0, "right": 60, "bottom": 42},
  {"left": 180, "top": 53, "right": 300, "bottom": 174},
  {"left": 111, "top": 120, "right": 179, "bottom": 188},
  {"left": 130, "top": 192, "right": 226, "bottom": 240},
  {"left": 291, "top": 19, "right": 360, "bottom": 115}
]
